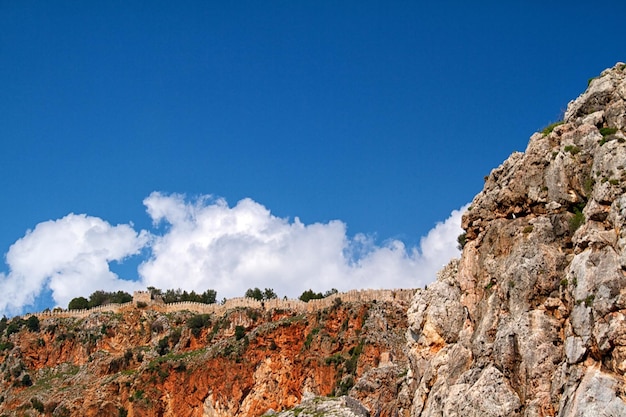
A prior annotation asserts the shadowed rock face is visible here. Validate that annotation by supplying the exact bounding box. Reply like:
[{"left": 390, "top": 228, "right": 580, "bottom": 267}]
[{"left": 406, "top": 63, "right": 626, "bottom": 417}]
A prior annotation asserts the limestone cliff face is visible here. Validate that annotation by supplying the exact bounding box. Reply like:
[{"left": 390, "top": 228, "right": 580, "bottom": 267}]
[
  {"left": 406, "top": 63, "right": 626, "bottom": 417},
  {"left": 0, "top": 297, "right": 411, "bottom": 417}
]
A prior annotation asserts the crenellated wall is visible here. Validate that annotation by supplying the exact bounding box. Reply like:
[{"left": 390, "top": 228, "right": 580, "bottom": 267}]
[{"left": 27, "top": 288, "right": 417, "bottom": 320}]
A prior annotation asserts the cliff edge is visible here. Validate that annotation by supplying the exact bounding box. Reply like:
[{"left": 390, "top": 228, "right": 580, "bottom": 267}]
[{"left": 406, "top": 63, "right": 626, "bottom": 417}]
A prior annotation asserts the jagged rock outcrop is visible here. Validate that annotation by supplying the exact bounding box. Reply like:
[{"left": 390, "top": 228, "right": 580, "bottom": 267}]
[
  {"left": 264, "top": 395, "right": 370, "bottom": 417},
  {"left": 406, "top": 62, "right": 626, "bottom": 416},
  {"left": 0, "top": 297, "right": 412, "bottom": 417}
]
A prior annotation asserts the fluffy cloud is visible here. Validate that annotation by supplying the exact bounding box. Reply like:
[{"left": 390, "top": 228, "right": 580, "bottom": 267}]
[
  {"left": 139, "top": 192, "right": 468, "bottom": 299},
  {"left": 0, "top": 214, "right": 148, "bottom": 315},
  {"left": 0, "top": 193, "right": 468, "bottom": 316}
]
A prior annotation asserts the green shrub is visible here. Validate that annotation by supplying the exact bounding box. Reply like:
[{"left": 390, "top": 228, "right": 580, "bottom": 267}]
[
  {"left": 299, "top": 289, "right": 324, "bottom": 302},
  {"left": 169, "top": 328, "right": 181, "bottom": 346},
  {"left": 570, "top": 208, "right": 585, "bottom": 233},
  {"left": 20, "top": 374, "right": 32, "bottom": 387},
  {"left": 541, "top": 121, "right": 564, "bottom": 135},
  {"left": 68, "top": 297, "right": 89, "bottom": 310},
  {"left": 335, "top": 376, "right": 354, "bottom": 396},
  {"left": 304, "top": 327, "right": 320, "bottom": 350},
  {"left": 157, "top": 336, "right": 169, "bottom": 356},
  {"left": 5, "top": 319, "right": 23, "bottom": 336},
  {"left": 600, "top": 127, "right": 618, "bottom": 137},
  {"left": 564, "top": 145, "right": 581, "bottom": 155},
  {"left": 234, "top": 325, "right": 246, "bottom": 341},
  {"left": 26, "top": 316, "right": 40, "bottom": 332},
  {"left": 187, "top": 314, "right": 211, "bottom": 338},
  {"left": 583, "top": 177, "right": 595, "bottom": 196},
  {"left": 30, "top": 398, "right": 44, "bottom": 412},
  {"left": 325, "top": 353, "right": 344, "bottom": 366},
  {"left": 457, "top": 232, "right": 467, "bottom": 250},
  {"left": 132, "top": 390, "right": 144, "bottom": 401}
]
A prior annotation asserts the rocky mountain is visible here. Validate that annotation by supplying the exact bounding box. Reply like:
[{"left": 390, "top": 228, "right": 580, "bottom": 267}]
[
  {"left": 2, "top": 63, "right": 626, "bottom": 417},
  {"left": 406, "top": 62, "right": 626, "bottom": 416},
  {"left": 0, "top": 292, "right": 413, "bottom": 417}
]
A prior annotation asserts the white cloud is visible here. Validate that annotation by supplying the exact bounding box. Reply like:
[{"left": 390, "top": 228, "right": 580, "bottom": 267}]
[
  {"left": 138, "top": 192, "right": 468, "bottom": 299},
  {"left": 0, "top": 194, "right": 468, "bottom": 316},
  {"left": 0, "top": 214, "right": 148, "bottom": 316}
]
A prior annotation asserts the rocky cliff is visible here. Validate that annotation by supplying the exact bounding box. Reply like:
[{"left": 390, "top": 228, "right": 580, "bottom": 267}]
[
  {"left": 0, "top": 295, "right": 412, "bottom": 417},
  {"left": 406, "top": 62, "right": 626, "bottom": 416}
]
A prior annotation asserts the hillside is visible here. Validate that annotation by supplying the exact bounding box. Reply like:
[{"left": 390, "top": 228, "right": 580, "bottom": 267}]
[{"left": 0, "top": 293, "right": 413, "bottom": 417}]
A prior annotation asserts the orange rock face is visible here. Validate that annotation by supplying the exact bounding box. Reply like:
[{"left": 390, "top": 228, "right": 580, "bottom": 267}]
[{"left": 0, "top": 299, "right": 411, "bottom": 417}]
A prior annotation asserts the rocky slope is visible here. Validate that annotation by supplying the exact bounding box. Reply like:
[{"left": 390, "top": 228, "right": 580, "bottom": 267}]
[
  {"left": 0, "top": 296, "right": 412, "bottom": 417},
  {"left": 406, "top": 62, "right": 626, "bottom": 416}
]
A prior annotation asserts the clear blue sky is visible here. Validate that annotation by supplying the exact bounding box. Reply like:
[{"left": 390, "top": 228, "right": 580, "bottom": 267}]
[{"left": 1, "top": 1, "right": 625, "bottom": 314}]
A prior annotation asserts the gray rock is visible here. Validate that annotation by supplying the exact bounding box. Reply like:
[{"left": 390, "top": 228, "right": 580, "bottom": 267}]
[{"left": 408, "top": 63, "right": 626, "bottom": 417}]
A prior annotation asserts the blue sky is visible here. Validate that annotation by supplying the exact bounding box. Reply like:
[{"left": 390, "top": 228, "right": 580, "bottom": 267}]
[{"left": 1, "top": 1, "right": 625, "bottom": 315}]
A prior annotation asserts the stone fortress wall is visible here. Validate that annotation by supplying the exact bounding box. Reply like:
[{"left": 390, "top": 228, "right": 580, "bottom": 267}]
[{"left": 30, "top": 288, "right": 417, "bottom": 320}]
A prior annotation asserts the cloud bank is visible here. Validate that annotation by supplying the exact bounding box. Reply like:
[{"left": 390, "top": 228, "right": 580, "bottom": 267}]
[{"left": 0, "top": 193, "right": 468, "bottom": 316}]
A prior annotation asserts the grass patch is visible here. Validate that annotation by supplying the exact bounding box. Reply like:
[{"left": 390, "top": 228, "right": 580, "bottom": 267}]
[
  {"left": 541, "top": 121, "right": 564, "bottom": 135},
  {"left": 564, "top": 145, "right": 581, "bottom": 155},
  {"left": 304, "top": 327, "right": 320, "bottom": 350},
  {"left": 600, "top": 127, "right": 618, "bottom": 137},
  {"left": 570, "top": 208, "right": 585, "bottom": 233}
]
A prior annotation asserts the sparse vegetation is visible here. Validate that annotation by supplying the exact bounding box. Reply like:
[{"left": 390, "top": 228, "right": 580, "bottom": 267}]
[
  {"left": 457, "top": 232, "right": 467, "bottom": 250},
  {"left": 26, "top": 315, "right": 40, "bottom": 332},
  {"left": 600, "top": 127, "right": 618, "bottom": 137},
  {"left": 187, "top": 314, "right": 211, "bottom": 338},
  {"left": 569, "top": 203, "right": 586, "bottom": 233},
  {"left": 564, "top": 145, "right": 581, "bottom": 155},
  {"left": 304, "top": 327, "right": 320, "bottom": 349},
  {"left": 541, "top": 121, "right": 564, "bottom": 135},
  {"left": 234, "top": 325, "right": 246, "bottom": 341},
  {"left": 157, "top": 336, "right": 170, "bottom": 356},
  {"left": 30, "top": 397, "right": 44, "bottom": 413}
]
